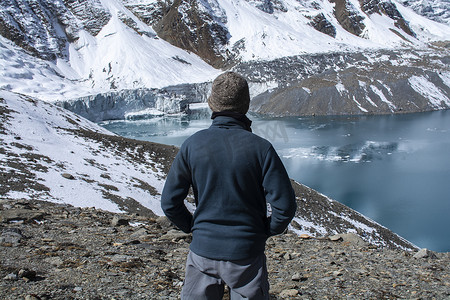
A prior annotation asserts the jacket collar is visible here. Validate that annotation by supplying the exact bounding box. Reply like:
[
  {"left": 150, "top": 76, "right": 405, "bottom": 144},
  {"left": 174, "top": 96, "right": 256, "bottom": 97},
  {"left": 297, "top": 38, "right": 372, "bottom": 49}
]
[{"left": 210, "top": 114, "right": 252, "bottom": 132}]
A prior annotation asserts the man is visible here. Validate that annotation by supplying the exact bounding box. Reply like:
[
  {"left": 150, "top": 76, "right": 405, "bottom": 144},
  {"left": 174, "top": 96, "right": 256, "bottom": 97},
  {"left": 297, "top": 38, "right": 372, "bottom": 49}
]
[{"left": 161, "top": 72, "right": 297, "bottom": 300}]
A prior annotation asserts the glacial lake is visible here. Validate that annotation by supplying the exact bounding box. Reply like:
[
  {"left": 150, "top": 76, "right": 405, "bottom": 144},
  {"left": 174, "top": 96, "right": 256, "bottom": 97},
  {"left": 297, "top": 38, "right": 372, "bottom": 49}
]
[{"left": 100, "top": 109, "right": 450, "bottom": 252}]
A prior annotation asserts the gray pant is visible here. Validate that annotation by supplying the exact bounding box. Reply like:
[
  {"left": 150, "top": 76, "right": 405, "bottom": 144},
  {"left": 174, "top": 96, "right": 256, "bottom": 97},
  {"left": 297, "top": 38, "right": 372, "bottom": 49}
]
[{"left": 181, "top": 251, "right": 269, "bottom": 300}]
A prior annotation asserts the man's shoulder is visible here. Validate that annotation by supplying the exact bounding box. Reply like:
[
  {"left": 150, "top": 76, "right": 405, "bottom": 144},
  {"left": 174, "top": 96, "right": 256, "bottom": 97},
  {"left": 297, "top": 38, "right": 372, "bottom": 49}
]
[
  {"left": 185, "top": 128, "right": 210, "bottom": 141},
  {"left": 179, "top": 129, "right": 209, "bottom": 148},
  {"left": 239, "top": 129, "right": 273, "bottom": 147},
  {"left": 182, "top": 126, "right": 273, "bottom": 150}
]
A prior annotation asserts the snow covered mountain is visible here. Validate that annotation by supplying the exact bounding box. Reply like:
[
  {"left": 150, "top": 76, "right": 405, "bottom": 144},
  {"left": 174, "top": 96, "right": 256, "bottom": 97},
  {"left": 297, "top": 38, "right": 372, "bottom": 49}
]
[
  {"left": 0, "top": 0, "right": 449, "bottom": 117},
  {"left": 0, "top": 89, "right": 171, "bottom": 215},
  {"left": 0, "top": 0, "right": 220, "bottom": 100},
  {"left": 0, "top": 89, "right": 417, "bottom": 250},
  {"left": 401, "top": 0, "right": 450, "bottom": 25}
]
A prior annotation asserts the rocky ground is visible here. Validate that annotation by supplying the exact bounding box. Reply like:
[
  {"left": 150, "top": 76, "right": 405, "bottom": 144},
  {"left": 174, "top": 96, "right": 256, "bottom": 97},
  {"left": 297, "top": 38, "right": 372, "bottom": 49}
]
[{"left": 1, "top": 199, "right": 449, "bottom": 300}]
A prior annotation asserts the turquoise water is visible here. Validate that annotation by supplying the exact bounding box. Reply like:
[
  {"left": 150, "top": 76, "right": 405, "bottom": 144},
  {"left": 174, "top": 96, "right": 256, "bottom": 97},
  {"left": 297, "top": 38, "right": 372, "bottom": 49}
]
[{"left": 100, "top": 110, "right": 450, "bottom": 252}]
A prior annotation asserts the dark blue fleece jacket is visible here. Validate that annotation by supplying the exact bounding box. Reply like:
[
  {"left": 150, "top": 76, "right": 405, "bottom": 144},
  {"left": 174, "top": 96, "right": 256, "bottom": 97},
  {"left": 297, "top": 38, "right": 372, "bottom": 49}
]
[{"left": 161, "top": 116, "right": 297, "bottom": 260}]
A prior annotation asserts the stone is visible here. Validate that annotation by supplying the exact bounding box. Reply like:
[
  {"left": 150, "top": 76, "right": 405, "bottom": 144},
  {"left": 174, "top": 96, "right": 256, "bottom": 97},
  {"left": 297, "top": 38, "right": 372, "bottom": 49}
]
[
  {"left": 283, "top": 252, "right": 292, "bottom": 260},
  {"left": 156, "top": 216, "right": 172, "bottom": 228},
  {"left": 18, "top": 268, "right": 37, "bottom": 280},
  {"left": 291, "top": 272, "right": 303, "bottom": 281},
  {"left": 130, "top": 228, "right": 148, "bottom": 238},
  {"left": 0, "top": 209, "right": 45, "bottom": 223},
  {"left": 3, "top": 273, "right": 18, "bottom": 281},
  {"left": 413, "top": 248, "right": 437, "bottom": 259},
  {"left": 124, "top": 239, "right": 141, "bottom": 245},
  {"left": 319, "top": 276, "right": 334, "bottom": 282},
  {"left": 111, "top": 215, "right": 129, "bottom": 226},
  {"left": 159, "top": 229, "right": 190, "bottom": 241},
  {"left": 329, "top": 235, "right": 343, "bottom": 241},
  {"left": 329, "top": 233, "right": 367, "bottom": 247},
  {"left": 61, "top": 173, "right": 75, "bottom": 180},
  {"left": 280, "top": 289, "right": 299, "bottom": 297},
  {"left": 110, "top": 255, "right": 134, "bottom": 263},
  {"left": 44, "top": 257, "right": 64, "bottom": 267},
  {"left": 0, "top": 228, "right": 23, "bottom": 245}
]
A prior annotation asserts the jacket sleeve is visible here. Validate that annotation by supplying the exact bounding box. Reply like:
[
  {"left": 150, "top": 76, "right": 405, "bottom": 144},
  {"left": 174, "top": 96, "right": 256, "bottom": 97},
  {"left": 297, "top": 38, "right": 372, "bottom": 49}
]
[
  {"left": 262, "top": 146, "right": 297, "bottom": 236},
  {"left": 161, "top": 148, "right": 193, "bottom": 233}
]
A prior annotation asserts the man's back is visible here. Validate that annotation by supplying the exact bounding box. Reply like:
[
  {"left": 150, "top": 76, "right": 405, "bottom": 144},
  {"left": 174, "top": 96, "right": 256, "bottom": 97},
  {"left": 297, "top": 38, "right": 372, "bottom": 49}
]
[{"left": 162, "top": 115, "right": 296, "bottom": 261}]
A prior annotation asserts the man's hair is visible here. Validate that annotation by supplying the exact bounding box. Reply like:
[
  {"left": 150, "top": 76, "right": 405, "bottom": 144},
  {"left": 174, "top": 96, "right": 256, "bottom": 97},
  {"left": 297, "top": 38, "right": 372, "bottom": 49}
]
[{"left": 208, "top": 72, "right": 250, "bottom": 114}]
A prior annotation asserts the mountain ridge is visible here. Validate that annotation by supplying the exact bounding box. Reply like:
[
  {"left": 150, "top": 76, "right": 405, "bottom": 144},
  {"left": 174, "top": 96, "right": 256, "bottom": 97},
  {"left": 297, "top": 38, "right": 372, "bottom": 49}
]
[{"left": 0, "top": 0, "right": 449, "bottom": 118}]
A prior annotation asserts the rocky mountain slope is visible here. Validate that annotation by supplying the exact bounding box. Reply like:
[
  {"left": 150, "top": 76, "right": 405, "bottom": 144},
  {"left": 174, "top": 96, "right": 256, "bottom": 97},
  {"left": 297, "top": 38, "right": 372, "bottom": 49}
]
[
  {"left": 0, "top": 89, "right": 172, "bottom": 216},
  {"left": 245, "top": 47, "right": 450, "bottom": 116},
  {"left": 0, "top": 0, "right": 449, "bottom": 118},
  {"left": 1, "top": 199, "right": 449, "bottom": 299}
]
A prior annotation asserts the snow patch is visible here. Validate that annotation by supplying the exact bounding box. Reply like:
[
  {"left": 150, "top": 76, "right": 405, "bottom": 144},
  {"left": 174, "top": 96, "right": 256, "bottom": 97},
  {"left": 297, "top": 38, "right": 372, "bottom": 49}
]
[
  {"left": 335, "top": 82, "right": 346, "bottom": 96},
  {"left": 370, "top": 85, "right": 397, "bottom": 111},
  {"left": 0, "top": 90, "right": 167, "bottom": 215},
  {"left": 352, "top": 95, "right": 368, "bottom": 112},
  {"left": 290, "top": 217, "right": 329, "bottom": 236},
  {"left": 439, "top": 71, "right": 450, "bottom": 88},
  {"left": 409, "top": 76, "right": 450, "bottom": 108}
]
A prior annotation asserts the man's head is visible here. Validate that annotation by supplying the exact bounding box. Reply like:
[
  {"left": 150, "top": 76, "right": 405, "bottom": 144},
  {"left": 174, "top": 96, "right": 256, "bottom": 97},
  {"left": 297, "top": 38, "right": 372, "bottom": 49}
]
[{"left": 208, "top": 72, "right": 250, "bottom": 114}]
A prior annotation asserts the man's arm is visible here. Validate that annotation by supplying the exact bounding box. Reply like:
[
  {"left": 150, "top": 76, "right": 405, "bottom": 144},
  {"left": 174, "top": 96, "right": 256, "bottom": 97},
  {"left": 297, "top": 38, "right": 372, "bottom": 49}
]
[
  {"left": 262, "top": 146, "right": 297, "bottom": 236},
  {"left": 161, "top": 150, "right": 193, "bottom": 233}
]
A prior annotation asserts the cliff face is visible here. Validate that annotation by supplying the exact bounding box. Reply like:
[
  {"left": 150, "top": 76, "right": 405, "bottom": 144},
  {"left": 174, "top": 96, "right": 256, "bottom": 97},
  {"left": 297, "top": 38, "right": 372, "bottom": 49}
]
[
  {"left": 0, "top": 0, "right": 111, "bottom": 60},
  {"left": 152, "top": 0, "right": 231, "bottom": 68},
  {"left": 57, "top": 83, "right": 211, "bottom": 122},
  {"left": 331, "top": 0, "right": 366, "bottom": 36},
  {"left": 241, "top": 49, "right": 450, "bottom": 116}
]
